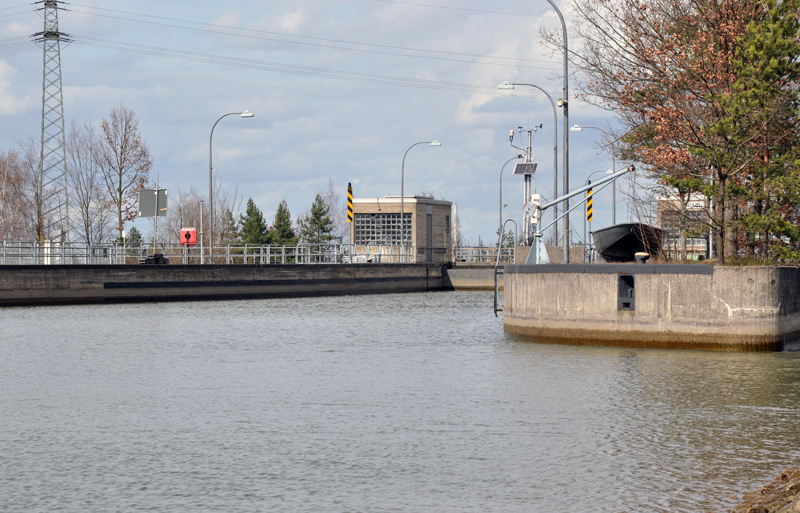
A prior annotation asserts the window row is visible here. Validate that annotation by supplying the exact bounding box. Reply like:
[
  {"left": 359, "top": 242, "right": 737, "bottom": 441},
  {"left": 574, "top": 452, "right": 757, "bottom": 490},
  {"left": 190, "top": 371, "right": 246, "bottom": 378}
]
[{"left": 353, "top": 213, "right": 412, "bottom": 245}]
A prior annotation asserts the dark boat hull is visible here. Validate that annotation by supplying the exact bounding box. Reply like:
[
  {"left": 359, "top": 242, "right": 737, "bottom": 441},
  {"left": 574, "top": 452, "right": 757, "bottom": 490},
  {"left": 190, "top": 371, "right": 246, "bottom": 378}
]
[{"left": 592, "top": 223, "right": 664, "bottom": 262}]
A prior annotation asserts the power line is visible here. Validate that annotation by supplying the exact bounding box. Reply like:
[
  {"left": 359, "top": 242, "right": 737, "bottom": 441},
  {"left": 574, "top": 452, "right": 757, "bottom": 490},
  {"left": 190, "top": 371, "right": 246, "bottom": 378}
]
[
  {"left": 4, "top": 3, "right": 560, "bottom": 101},
  {"left": 69, "top": 34, "right": 556, "bottom": 99},
  {"left": 0, "top": 3, "right": 32, "bottom": 12},
  {"left": 0, "top": 8, "right": 32, "bottom": 19},
  {"left": 0, "top": 35, "right": 32, "bottom": 50},
  {"left": 365, "top": 0, "right": 545, "bottom": 18},
  {"left": 65, "top": 4, "right": 557, "bottom": 70}
]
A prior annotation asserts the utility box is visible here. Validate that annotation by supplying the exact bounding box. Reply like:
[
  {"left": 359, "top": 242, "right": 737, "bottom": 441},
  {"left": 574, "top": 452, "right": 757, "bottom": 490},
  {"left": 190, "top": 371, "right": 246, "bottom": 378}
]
[
  {"left": 180, "top": 228, "right": 197, "bottom": 246},
  {"left": 618, "top": 274, "right": 635, "bottom": 310}
]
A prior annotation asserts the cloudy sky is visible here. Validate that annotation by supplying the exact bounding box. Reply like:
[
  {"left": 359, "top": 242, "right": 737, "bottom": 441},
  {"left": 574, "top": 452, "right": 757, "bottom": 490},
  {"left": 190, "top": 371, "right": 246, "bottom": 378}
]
[{"left": 0, "top": 0, "right": 629, "bottom": 245}]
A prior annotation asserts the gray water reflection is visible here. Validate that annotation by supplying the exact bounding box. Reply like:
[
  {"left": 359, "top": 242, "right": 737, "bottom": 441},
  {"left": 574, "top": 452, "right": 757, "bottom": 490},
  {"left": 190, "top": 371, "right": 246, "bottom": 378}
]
[{"left": 1, "top": 291, "right": 798, "bottom": 512}]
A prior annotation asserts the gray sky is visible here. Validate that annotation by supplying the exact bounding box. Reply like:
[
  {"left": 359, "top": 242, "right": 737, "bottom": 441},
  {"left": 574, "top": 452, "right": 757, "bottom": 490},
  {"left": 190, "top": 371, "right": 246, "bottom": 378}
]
[{"left": 0, "top": 0, "right": 630, "bottom": 245}]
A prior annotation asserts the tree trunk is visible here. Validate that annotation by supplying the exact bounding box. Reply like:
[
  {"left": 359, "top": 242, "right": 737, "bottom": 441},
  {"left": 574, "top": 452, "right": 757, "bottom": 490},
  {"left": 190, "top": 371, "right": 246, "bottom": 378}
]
[
  {"left": 716, "top": 175, "right": 726, "bottom": 264},
  {"left": 724, "top": 201, "right": 737, "bottom": 261}
]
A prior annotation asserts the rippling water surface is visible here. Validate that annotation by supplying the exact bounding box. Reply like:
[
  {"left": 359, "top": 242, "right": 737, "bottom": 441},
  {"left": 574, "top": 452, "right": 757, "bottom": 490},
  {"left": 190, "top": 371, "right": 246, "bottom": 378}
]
[{"left": 1, "top": 291, "right": 799, "bottom": 512}]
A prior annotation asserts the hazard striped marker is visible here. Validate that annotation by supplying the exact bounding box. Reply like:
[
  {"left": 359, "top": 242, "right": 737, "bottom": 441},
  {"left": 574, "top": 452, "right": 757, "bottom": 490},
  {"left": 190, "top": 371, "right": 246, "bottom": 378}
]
[
  {"left": 586, "top": 183, "right": 593, "bottom": 222},
  {"left": 347, "top": 183, "right": 353, "bottom": 223}
]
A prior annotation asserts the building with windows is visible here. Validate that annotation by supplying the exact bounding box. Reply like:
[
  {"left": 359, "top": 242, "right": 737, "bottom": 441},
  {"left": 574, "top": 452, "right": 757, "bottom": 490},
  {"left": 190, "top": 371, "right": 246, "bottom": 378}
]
[
  {"left": 657, "top": 192, "right": 711, "bottom": 260},
  {"left": 350, "top": 196, "right": 452, "bottom": 263}
]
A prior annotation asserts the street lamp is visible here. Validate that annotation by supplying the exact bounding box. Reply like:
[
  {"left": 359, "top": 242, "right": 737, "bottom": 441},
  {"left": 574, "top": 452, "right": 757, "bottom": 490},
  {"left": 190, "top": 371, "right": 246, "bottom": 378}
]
[
  {"left": 499, "top": 154, "right": 524, "bottom": 247},
  {"left": 498, "top": 81, "right": 559, "bottom": 246},
  {"left": 546, "top": 0, "right": 570, "bottom": 263},
  {"left": 571, "top": 124, "right": 617, "bottom": 225},
  {"left": 199, "top": 199, "right": 204, "bottom": 265},
  {"left": 209, "top": 110, "right": 254, "bottom": 263},
  {"left": 583, "top": 169, "right": 613, "bottom": 261},
  {"left": 400, "top": 140, "right": 441, "bottom": 262}
]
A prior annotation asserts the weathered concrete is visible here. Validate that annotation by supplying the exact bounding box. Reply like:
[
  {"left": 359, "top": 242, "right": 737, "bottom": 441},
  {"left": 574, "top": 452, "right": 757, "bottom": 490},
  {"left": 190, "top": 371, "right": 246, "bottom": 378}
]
[
  {"left": 0, "top": 264, "right": 445, "bottom": 306},
  {"left": 504, "top": 264, "right": 800, "bottom": 350},
  {"left": 443, "top": 265, "right": 500, "bottom": 290}
]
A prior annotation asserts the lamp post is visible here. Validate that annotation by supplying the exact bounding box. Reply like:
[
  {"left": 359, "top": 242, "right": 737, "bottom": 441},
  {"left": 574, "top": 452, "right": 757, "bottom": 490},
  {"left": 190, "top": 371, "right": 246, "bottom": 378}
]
[
  {"left": 209, "top": 110, "right": 253, "bottom": 263},
  {"left": 498, "top": 81, "right": 559, "bottom": 246},
  {"left": 546, "top": 0, "right": 570, "bottom": 263},
  {"left": 499, "top": 154, "right": 524, "bottom": 247},
  {"left": 400, "top": 140, "right": 441, "bottom": 263},
  {"left": 583, "top": 169, "right": 614, "bottom": 261},
  {"left": 571, "top": 124, "right": 617, "bottom": 225},
  {"left": 199, "top": 199, "right": 204, "bottom": 265}
]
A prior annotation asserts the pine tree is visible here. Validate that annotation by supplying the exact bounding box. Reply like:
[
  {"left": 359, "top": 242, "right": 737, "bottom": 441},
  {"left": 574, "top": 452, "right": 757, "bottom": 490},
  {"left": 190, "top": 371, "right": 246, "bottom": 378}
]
[
  {"left": 114, "top": 225, "right": 143, "bottom": 245},
  {"left": 126, "top": 226, "right": 143, "bottom": 245},
  {"left": 495, "top": 228, "right": 514, "bottom": 248},
  {"left": 269, "top": 199, "right": 297, "bottom": 245},
  {"left": 218, "top": 209, "right": 240, "bottom": 244},
  {"left": 299, "top": 193, "right": 335, "bottom": 244},
  {"left": 239, "top": 198, "right": 269, "bottom": 245}
]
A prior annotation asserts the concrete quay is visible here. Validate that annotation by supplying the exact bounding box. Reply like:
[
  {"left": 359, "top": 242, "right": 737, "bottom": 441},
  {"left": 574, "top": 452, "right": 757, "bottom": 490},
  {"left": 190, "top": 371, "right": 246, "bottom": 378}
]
[
  {"left": 0, "top": 263, "right": 446, "bottom": 306},
  {"left": 503, "top": 264, "right": 800, "bottom": 351},
  {"left": 443, "top": 264, "right": 501, "bottom": 290}
]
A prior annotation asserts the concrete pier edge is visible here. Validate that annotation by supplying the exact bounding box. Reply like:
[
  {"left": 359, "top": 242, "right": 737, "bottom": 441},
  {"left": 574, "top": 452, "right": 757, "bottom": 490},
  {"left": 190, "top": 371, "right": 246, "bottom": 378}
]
[
  {"left": 0, "top": 263, "right": 447, "bottom": 306},
  {"left": 503, "top": 264, "right": 800, "bottom": 351}
]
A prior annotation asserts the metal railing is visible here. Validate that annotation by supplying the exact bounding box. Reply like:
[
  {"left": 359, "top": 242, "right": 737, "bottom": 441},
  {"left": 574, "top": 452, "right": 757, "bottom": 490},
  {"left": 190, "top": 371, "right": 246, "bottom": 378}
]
[
  {"left": 0, "top": 241, "right": 421, "bottom": 265},
  {"left": 0, "top": 241, "right": 515, "bottom": 265},
  {"left": 452, "top": 246, "right": 515, "bottom": 264}
]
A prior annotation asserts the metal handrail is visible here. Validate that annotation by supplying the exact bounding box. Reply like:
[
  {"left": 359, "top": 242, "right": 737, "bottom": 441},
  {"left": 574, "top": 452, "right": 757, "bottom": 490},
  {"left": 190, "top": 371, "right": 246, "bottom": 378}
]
[
  {"left": 0, "top": 241, "right": 519, "bottom": 266},
  {"left": 494, "top": 219, "right": 518, "bottom": 316}
]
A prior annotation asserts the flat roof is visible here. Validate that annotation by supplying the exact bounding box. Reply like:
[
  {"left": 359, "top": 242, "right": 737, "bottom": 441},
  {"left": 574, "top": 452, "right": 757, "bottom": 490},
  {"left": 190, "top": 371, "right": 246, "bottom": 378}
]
[{"left": 353, "top": 196, "right": 452, "bottom": 206}]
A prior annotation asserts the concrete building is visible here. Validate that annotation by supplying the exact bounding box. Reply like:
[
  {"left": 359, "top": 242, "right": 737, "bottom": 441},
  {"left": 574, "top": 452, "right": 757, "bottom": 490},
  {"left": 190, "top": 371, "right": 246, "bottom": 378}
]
[{"left": 350, "top": 196, "right": 452, "bottom": 263}]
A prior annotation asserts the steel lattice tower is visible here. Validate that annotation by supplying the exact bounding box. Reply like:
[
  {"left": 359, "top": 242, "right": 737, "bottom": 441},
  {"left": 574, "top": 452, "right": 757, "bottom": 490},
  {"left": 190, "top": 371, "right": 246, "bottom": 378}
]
[{"left": 32, "top": 0, "right": 69, "bottom": 241}]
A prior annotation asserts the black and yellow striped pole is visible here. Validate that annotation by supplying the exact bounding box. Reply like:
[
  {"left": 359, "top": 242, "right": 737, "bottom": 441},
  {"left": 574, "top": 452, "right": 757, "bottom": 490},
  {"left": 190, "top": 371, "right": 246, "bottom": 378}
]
[
  {"left": 584, "top": 180, "right": 593, "bottom": 254},
  {"left": 347, "top": 183, "right": 353, "bottom": 223},
  {"left": 586, "top": 181, "right": 593, "bottom": 222}
]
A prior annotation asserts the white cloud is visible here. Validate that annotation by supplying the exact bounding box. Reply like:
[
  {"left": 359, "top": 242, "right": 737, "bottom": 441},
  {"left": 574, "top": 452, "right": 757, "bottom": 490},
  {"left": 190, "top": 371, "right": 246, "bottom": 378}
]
[{"left": 0, "top": 61, "right": 35, "bottom": 116}]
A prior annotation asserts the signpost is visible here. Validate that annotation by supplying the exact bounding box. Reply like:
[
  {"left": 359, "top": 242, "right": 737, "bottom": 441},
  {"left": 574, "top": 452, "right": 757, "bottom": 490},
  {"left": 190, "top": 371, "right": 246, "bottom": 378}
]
[{"left": 138, "top": 188, "right": 168, "bottom": 257}]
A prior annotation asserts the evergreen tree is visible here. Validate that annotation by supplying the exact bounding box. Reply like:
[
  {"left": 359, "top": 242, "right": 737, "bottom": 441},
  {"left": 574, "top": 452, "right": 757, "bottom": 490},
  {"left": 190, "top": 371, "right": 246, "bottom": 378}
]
[
  {"left": 269, "top": 199, "right": 297, "bottom": 245},
  {"left": 239, "top": 198, "right": 269, "bottom": 245},
  {"left": 495, "top": 228, "right": 514, "bottom": 248},
  {"left": 126, "top": 226, "right": 143, "bottom": 245},
  {"left": 114, "top": 225, "right": 143, "bottom": 245},
  {"left": 218, "top": 209, "right": 240, "bottom": 244},
  {"left": 299, "top": 193, "right": 335, "bottom": 244}
]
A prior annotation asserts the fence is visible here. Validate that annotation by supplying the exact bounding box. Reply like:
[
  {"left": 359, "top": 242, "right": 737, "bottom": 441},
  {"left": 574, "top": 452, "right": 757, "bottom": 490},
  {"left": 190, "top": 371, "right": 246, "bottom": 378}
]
[
  {"left": 451, "top": 246, "right": 515, "bottom": 264},
  {"left": 0, "top": 241, "right": 514, "bottom": 265}
]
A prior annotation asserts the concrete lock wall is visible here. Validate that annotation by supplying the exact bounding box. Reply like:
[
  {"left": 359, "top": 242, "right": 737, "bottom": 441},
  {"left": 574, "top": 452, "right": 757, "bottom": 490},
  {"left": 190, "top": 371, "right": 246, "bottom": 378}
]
[
  {"left": 0, "top": 264, "right": 446, "bottom": 306},
  {"left": 504, "top": 264, "right": 800, "bottom": 350},
  {"left": 443, "top": 265, "right": 500, "bottom": 291}
]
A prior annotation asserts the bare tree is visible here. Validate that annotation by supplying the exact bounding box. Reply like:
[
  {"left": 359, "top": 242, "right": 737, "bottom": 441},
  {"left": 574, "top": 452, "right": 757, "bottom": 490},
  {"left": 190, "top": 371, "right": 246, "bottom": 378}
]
[
  {"left": 97, "top": 105, "right": 153, "bottom": 237},
  {"left": 66, "top": 121, "right": 114, "bottom": 243},
  {"left": 163, "top": 187, "right": 204, "bottom": 244},
  {"left": 324, "top": 178, "right": 348, "bottom": 243},
  {"left": 150, "top": 181, "right": 242, "bottom": 248},
  {"left": 0, "top": 148, "right": 34, "bottom": 240},
  {"left": 8, "top": 138, "right": 48, "bottom": 241},
  {"left": 211, "top": 178, "right": 242, "bottom": 246}
]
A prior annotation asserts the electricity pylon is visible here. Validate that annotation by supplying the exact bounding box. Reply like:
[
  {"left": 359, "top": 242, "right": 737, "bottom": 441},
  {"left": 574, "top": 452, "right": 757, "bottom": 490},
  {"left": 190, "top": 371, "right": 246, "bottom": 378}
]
[{"left": 32, "top": 0, "right": 69, "bottom": 241}]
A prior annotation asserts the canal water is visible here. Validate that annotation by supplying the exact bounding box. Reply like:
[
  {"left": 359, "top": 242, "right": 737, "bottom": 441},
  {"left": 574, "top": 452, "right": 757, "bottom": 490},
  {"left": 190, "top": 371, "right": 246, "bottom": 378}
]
[{"left": 1, "top": 291, "right": 799, "bottom": 512}]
